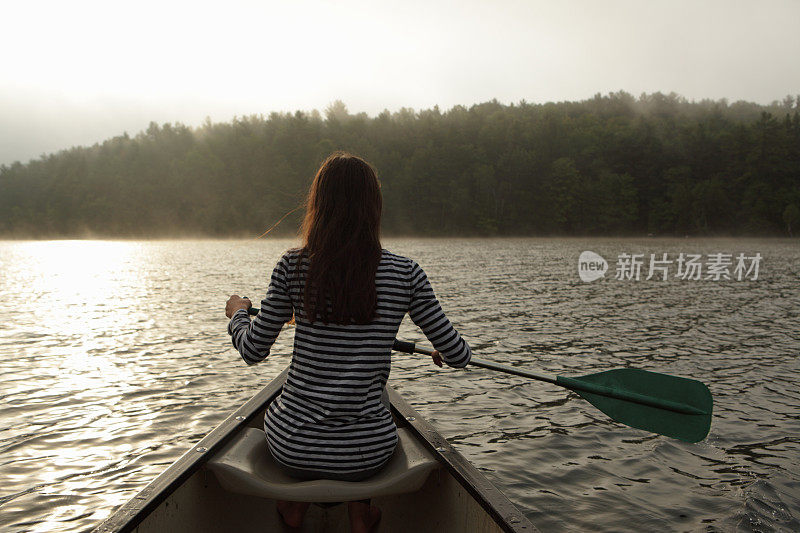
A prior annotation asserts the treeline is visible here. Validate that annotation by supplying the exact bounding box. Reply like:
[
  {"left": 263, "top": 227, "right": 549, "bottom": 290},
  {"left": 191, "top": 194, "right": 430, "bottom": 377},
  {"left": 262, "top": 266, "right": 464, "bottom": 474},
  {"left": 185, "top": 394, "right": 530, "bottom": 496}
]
[{"left": 1, "top": 92, "right": 799, "bottom": 237}]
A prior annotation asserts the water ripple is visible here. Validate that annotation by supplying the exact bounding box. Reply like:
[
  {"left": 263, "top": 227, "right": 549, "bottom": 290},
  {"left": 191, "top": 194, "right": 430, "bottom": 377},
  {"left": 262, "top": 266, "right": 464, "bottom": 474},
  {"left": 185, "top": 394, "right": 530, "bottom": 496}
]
[{"left": 0, "top": 238, "right": 798, "bottom": 532}]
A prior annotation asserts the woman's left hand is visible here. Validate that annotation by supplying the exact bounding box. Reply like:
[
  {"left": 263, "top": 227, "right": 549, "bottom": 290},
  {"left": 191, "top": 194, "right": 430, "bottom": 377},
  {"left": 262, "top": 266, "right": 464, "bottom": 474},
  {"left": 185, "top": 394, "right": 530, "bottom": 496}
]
[{"left": 226, "top": 295, "right": 252, "bottom": 318}]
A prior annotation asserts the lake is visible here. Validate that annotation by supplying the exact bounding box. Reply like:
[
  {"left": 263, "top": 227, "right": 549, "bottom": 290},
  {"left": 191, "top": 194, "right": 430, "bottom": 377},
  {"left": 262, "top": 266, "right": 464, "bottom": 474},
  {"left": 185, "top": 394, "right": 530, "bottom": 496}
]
[{"left": 0, "top": 238, "right": 798, "bottom": 532}]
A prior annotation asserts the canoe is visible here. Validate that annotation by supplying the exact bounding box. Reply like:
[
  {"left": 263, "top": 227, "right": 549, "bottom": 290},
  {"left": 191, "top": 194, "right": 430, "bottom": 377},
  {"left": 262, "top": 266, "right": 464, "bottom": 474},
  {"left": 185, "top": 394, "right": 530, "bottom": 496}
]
[{"left": 95, "top": 367, "right": 537, "bottom": 532}]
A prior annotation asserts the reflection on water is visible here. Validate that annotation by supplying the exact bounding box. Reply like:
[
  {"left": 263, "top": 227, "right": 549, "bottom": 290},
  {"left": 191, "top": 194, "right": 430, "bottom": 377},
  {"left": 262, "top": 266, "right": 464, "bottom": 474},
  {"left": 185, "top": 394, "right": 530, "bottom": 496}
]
[{"left": 0, "top": 238, "right": 798, "bottom": 532}]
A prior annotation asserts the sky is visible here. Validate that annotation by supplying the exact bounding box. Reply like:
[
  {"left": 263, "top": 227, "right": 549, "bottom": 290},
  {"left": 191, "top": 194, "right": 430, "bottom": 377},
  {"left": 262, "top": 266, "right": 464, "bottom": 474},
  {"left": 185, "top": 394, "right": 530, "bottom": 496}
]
[{"left": 1, "top": 0, "right": 799, "bottom": 166}]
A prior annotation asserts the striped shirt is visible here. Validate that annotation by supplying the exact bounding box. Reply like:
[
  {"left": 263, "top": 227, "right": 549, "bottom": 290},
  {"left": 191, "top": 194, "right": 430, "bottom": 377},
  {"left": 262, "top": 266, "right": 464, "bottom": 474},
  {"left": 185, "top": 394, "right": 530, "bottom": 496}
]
[{"left": 227, "top": 249, "right": 471, "bottom": 475}]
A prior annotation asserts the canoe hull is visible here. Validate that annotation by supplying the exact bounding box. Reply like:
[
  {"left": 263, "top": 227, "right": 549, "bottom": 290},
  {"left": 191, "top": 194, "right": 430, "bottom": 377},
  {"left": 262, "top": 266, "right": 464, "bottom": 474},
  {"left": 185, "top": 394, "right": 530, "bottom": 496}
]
[
  {"left": 127, "top": 456, "right": 510, "bottom": 532},
  {"left": 95, "top": 369, "right": 536, "bottom": 533}
]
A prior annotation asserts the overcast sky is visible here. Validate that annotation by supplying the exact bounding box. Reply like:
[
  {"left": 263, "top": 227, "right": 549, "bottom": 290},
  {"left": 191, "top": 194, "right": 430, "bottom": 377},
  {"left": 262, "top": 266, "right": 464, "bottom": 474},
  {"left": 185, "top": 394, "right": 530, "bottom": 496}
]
[{"left": 2, "top": 0, "right": 799, "bottom": 166}]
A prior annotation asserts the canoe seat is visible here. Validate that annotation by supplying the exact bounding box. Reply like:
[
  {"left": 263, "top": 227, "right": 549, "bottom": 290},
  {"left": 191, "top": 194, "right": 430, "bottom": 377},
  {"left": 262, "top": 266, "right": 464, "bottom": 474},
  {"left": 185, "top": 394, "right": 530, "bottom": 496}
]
[{"left": 207, "top": 427, "right": 439, "bottom": 503}]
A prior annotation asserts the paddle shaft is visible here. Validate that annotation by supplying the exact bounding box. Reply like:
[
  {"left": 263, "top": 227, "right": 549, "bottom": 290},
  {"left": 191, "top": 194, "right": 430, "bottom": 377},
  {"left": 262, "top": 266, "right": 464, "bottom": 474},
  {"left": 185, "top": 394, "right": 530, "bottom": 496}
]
[{"left": 392, "top": 339, "right": 557, "bottom": 384}]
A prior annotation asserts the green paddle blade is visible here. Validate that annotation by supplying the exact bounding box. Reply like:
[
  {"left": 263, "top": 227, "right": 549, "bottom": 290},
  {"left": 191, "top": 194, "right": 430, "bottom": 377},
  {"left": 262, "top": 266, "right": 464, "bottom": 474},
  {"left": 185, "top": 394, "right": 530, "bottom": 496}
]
[{"left": 557, "top": 369, "right": 713, "bottom": 443}]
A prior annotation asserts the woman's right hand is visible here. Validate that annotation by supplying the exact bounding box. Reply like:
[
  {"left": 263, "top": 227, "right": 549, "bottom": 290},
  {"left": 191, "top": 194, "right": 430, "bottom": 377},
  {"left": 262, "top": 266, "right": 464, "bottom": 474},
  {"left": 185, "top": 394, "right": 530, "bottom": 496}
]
[
  {"left": 431, "top": 350, "right": 442, "bottom": 368},
  {"left": 225, "top": 295, "right": 252, "bottom": 318}
]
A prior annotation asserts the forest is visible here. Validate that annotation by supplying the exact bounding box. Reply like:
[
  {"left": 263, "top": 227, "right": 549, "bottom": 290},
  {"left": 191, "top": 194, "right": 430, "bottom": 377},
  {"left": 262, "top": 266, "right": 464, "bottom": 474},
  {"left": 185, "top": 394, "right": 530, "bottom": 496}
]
[{"left": 1, "top": 91, "right": 799, "bottom": 238}]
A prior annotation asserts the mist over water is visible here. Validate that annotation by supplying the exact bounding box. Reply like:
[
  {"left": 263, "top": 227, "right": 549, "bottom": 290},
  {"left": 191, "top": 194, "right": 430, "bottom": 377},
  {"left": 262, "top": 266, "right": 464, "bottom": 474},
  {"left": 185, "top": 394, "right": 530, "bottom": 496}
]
[{"left": 0, "top": 238, "right": 798, "bottom": 532}]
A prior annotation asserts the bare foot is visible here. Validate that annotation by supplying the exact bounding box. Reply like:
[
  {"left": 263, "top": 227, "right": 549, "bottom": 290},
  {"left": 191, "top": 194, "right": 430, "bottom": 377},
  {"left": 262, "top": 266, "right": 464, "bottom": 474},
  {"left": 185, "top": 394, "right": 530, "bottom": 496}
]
[
  {"left": 348, "top": 501, "right": 381, "bottom": 533},
  {"left": 276, "top": 500, "right": 310, "bottom": 528}
]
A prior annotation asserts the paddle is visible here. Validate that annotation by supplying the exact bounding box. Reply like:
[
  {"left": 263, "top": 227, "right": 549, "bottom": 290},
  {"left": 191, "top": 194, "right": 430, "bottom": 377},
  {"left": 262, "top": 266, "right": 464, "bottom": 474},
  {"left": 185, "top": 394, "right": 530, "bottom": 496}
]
[
  {"left": 391, "top": 339, "right": 712, "bottom": 443},
  {"left": 244, "top": 307, "right": 712, "bottom": 442}
]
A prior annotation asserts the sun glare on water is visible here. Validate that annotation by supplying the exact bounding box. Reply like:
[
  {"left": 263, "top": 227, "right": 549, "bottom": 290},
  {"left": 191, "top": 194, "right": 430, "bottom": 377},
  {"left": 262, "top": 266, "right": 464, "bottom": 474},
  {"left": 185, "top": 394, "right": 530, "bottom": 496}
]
[
  {"left": 0, "top": 240, "right": 155, "bottom": 396},
  {"left": 17, "top": 240, "right": 143, "bottom": 333},
  {"left": 0, "top": 240, "right": 162, "bottom": 526}
]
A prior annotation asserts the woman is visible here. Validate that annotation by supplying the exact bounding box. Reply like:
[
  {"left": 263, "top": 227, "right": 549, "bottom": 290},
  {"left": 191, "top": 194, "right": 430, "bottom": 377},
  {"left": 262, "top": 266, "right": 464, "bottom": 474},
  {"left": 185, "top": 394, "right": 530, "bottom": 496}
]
[{"left": 225, "top": 152, "right": 471, "bottom": 532}]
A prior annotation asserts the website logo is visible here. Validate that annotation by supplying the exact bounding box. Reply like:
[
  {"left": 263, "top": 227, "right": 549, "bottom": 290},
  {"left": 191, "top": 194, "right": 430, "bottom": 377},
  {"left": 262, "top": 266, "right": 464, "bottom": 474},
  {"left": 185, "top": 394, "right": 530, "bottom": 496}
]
[
  {"left": 578, "top": 251, "right": 608, "bottom": 282},
  {"left": 576, "top": 251, "right": 762, "bottom": 282}
]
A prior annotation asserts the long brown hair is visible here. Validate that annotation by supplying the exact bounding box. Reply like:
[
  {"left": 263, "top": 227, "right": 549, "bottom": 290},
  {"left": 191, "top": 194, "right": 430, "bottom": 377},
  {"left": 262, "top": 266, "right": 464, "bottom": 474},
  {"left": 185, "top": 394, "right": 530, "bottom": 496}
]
[{"left": 299, "top": 152, "right": 382, "bottom": 324}]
